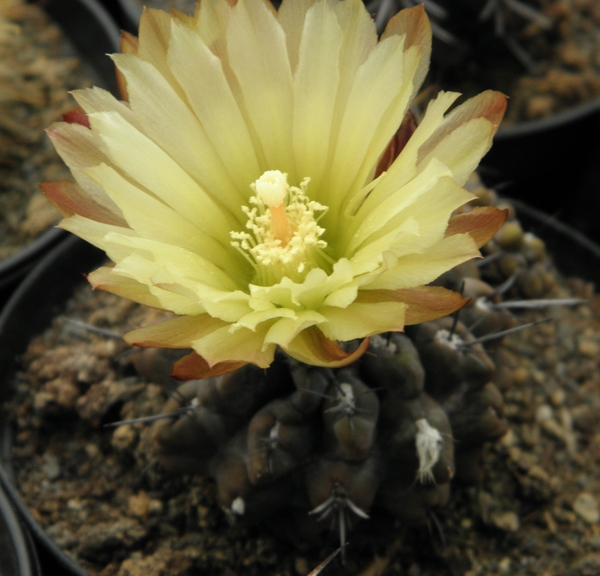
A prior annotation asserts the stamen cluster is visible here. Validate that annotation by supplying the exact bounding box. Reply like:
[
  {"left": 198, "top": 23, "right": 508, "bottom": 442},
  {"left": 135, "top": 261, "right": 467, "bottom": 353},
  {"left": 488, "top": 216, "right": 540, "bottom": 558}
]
[{"left": 230, "top": 171, "right": 329, "bottom": 285}]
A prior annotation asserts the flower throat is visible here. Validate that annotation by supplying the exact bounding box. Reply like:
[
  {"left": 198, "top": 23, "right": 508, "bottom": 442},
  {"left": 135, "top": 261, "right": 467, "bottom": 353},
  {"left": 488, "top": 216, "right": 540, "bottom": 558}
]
[{"left": 230, "top": 170, "right": 331, "bottom": 286}]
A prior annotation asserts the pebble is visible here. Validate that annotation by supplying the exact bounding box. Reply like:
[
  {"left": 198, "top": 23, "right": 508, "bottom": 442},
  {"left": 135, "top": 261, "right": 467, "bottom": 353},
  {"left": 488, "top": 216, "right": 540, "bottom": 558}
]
[
  {"left": 42, "top": 454, "right": 61, "bottom": 481},
  {"left": 578, "top": 338, "right": 599, "bottom": 358},
  {"left": 111, "top": 425, "right": 138, "bottom": 452},
  {"left": 549, "top": 389, "right": 566, "bottom": 407},
  {"left": 535, "top": 404, "right": 554, "bottom": 423},
  {"left": 128, "top": 491, "right": 150, "bottom": 519},
  {"left": 490, "top": 511, "right": 520, "bottom": 532},
  {"left": 497, "top": 557, "right": 512, "bottom": 573},
  {"left": 573, "top": 493, "right": 599, "bottom": 524},
  {"left": 541, "top": 419, "right": 565, "bottom": 441}
]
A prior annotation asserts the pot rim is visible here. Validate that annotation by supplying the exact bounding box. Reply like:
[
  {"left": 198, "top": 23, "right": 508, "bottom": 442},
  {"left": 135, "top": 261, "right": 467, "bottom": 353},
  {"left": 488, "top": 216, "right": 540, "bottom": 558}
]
[{"left": 496, "top": 96, "right": 600, "bottom": 139}]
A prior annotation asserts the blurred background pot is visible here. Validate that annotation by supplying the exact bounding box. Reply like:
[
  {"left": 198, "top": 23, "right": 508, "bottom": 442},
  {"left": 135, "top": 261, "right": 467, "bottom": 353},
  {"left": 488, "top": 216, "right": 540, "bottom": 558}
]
[
  {"left": 0, "top": 478, "right": 40, "bottom": 576},
  {"left": 0, "top": 0, "right": 119, "bottom": 300}
]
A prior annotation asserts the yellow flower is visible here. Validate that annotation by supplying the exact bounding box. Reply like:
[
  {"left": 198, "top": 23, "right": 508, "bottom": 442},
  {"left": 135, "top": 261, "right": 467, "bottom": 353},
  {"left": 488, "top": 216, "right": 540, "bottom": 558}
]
[{"left": 42, "top": 0, "right": 506, "bottom": 379}]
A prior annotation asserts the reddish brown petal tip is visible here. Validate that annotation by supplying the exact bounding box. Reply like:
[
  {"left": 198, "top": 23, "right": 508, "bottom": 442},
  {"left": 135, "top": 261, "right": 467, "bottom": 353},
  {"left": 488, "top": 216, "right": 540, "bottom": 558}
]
[
  {"left": 171, "top": 352, "right": 246, "bottom": 381},
  {"left": 62, "top": 106, "right": 90, "bottom": 128},
  {"left": 445, "top": 206, "right": 508, "bottom": 248}
]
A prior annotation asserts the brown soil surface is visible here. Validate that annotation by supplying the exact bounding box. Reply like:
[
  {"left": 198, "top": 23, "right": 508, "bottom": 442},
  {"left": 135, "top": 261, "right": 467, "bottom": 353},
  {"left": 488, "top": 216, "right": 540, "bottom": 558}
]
[{"left": 5, "top": 217, "right": 600, "bottom": 575}]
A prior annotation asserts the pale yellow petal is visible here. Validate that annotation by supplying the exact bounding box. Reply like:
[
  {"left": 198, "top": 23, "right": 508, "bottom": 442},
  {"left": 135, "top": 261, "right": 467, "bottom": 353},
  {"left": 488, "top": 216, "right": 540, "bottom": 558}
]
[
  {"left": 111, "top": 255, "right": 207, "bottom": 315},
  {"left": 125, "top": 314, "right": 226, "bottom": 348},
  {"left": 325, "top": 33, "right": 409, "bottom": 216},
  {"left": 356, "top": 91, "right": 460, "bottom": 213},
  {"left": 264, "top": 311, "right": 326, "bottom": 347},
  {"left": 83, "top": 162, "right": 240, "bottom": 271},
  {"left": 196, "top": 0, "right": 230, "bottom": 49},
  {"left": 192, "top": 322, "right": 276, "bottom": 368},
  {"left": 292, "top": 0, "right": 343, "bottom": 191},
  {"left": 59, "top": 216, "right": 135, "bottom": 258},
  {"left": 111, "top": 53, "right": 244, "bottom": 216},
  {"left": 277, "top": 0, "right": 318, "bottom": 72},
  {"left": 88, "top": 265, "right": 164, "bottom": 309},
  {"left": 72, "top": 86, "right": 138, "bottom": 125},
  {"left": 365, "top": 233, "right": 480, "bottom": 290},
  {"left": 355, "top": 175, "right": 474, "bottom": 259},
  {"left": 136, "top": 7, "right": 187, "bottom": 100},
  {"left": 417, "top": 118, "right": 496, "bottom": 186},
  {"left": 46, "top": 122, "right": 120, "bottom": 216},
  {"left": 104, "top": 233, "right": 241, "bottom": 291},
  {"left": 234, "top": 307, "right": 296, "bottom": 331},
  {"left": 226, "top": 0, "right": 294, "bottom": 175},
  {"left": 87, "top": 110, "right": 236, "bottom": 241},
  {"left": 319, "top": 300, "right": 407, "bottom": 341},
  {"left": 346, "top": 158, "right": 452, "bottom": 252},
  {"left": 380, "top": 5, "right": 431, "bottom": 101},
  {"left": 167, "top": 20, "right": 262, "bottom": 193}
]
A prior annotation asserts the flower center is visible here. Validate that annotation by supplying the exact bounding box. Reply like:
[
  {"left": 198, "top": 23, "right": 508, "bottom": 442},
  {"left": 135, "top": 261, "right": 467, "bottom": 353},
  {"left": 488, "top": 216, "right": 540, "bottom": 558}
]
[{"left": 231, "top": 170, "right": 330, "bottom": 285}]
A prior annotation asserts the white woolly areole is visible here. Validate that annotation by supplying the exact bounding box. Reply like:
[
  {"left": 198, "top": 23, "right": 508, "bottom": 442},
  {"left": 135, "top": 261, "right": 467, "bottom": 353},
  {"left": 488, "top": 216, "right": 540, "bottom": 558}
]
[
  {"left": 415, "top": 418, "right": 443, "bottom": 484},
  {"left": 253, "top": 170, "right": 288, "bottom": 207},
  {"left": 434, "top": 328, "right": 464, "bottom": 350}
]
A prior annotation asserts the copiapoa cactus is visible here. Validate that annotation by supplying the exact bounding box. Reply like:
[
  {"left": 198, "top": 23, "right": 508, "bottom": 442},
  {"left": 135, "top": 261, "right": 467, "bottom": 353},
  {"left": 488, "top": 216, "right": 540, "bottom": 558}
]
[{"left": 40, "top": 0, "right": 523, "bottom": 564}]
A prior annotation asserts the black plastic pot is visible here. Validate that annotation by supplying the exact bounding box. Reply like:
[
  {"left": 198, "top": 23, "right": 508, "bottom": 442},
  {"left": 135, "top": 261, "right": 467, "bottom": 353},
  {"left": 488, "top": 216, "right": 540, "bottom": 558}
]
[
  {"left": 0, "top": 204, "right": 599, "bottom": 575},
  {"left": 0, "top": 0, "right": 120, "bottom": 298},
  {"left": 0, "top": 236, "right": 105, "bottom": 576},
  {"left": 0, "top": 479, "right": 40, "bottom": 576},
  {"left": 481, "top": 97, "right": 600, "bottom": 245}
]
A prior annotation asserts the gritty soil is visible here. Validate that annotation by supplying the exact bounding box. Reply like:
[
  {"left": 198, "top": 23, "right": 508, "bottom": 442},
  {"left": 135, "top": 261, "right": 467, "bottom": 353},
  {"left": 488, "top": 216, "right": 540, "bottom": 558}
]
[
  {"left": 0, "top": 1, "right": 89, "bottom": 262},
  {"left": 4, "top": 207, "right": 600, "bottom": 576}
]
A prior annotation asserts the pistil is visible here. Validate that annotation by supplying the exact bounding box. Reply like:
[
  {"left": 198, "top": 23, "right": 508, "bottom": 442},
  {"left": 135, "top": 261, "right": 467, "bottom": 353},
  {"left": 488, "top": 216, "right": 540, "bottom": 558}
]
[{"left": 253, "top": 170, "right": 293, "bottom": 245}]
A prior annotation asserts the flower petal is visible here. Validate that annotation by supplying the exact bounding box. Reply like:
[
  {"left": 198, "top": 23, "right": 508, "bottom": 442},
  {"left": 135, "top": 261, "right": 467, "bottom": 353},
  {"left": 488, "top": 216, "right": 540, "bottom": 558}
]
[
  {"left": 83, "top": 162, "right": 240, "bottom": 269},
  {"left": 226, "top": 0, "right": 294, "bottom": 175},
  {"left": 192, "top": 322, "right": 276, "bottom": 368},
  {"left": 292, "top": 0, "right": 343, "bottom": 189},
  {"left": 124, "top": 314, "right": 224, "bottom": 347},
  {"left": 87, "top": 110, "right": 237, "bottom": 241},
  {"left": 445, "top": 206, "right": 508, "bottom": 248},
  {"left": 380, "top": 4, "right": 431, "bottom": 100},
  {"left": 88, "top": 265, "right": 164, "bottom": 308},
  {"left": 285, "top": 326, "right": 370, "bottom": 367},
  {"left": 171, "top": 353, "right": 247, "bottom": 380},
  {"left": 40, "top": 180, "right": 126, "bottom": 226},
  {"left": 365, "top": 232, "right": 479, "bottom": 290},
  {"left": 167, "top": 20, "right": 262, "bottom": 194},
  {"left": 110, "top": 54, "right": 244, "bottom": 217},
  {"left": 62, "top": 106, "right": 90, "bottom": 128},
  {"left": 264, "top": 310, "right": 326, "bottom": 347},
  {"left": 318, "top": 300, "right": 407, "bottom": 341},
  {"left": 358, "top": 286, "right": 469, "bottom": 325},
  {"left": 417, "top": 91, "right": 508, "bottom": 185}
]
